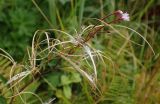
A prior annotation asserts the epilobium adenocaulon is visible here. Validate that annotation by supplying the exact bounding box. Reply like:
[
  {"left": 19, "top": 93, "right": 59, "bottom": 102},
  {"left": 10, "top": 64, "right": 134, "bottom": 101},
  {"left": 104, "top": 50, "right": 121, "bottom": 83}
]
[{"left": 115, "top": 10, "right": 130, "bottom": 21}]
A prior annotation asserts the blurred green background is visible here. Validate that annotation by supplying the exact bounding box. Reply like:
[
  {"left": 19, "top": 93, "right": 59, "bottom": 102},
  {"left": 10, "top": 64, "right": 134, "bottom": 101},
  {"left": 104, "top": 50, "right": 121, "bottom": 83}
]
[{"left": 1, "top": 0, "right": 160, "bottom": 104}]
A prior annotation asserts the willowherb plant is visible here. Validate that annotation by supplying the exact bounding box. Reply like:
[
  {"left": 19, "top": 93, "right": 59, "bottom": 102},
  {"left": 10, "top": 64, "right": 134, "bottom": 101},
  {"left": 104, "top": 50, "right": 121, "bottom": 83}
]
[{"left": 0, "top": 10, "right": 155, "bottom": 103}]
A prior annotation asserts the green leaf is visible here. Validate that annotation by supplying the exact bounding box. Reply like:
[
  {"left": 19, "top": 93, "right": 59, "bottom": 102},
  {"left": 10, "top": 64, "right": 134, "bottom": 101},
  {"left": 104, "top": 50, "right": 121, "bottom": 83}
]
[
  {"left": 55, "top": 89, "right": 71, "bottom": 104},
  {"left": 63, "top": 85, "right": 72, "bottom": 99},
  {"left": 61, "top": 75, "right": 71, "bottom": 85},
  {"left": 45, "top": 72, "right": 62, "bottom": 87},
  {"left": 0, "top": 96, "right": 7, "bottom": 104},
  {"left": 61, "top": 73, "right": 81, "bottom": 85},
  {"left": 70, "top": 73, "right": 81, "bottom": 83},
  {"left": 56, "top": 89, "right": 63, "bottom": 98},
  {"left": 48, "top": 60, "right": 58, "bottom": 67}
]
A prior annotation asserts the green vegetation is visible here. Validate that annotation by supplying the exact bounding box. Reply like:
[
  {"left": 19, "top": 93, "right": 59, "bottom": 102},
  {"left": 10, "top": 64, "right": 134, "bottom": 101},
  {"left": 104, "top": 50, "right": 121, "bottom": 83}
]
[{"left": 0, "top": 0, "right": 160, "bottom": 104}]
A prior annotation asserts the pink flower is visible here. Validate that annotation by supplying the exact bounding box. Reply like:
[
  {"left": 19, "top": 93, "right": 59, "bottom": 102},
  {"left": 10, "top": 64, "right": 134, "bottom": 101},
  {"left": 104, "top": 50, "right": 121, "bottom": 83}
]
[
  {"left": 115, "top": 10, "right": 130, "bottom": 21},
  {"left": 121, "top": 13, "right": 129, "bottom": 21}
]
